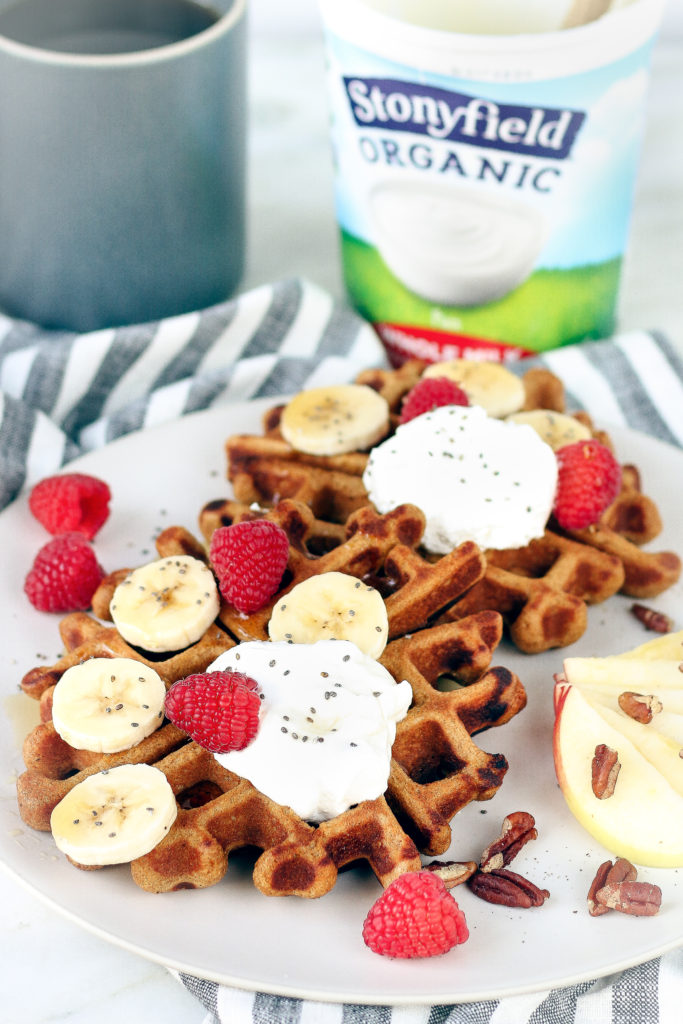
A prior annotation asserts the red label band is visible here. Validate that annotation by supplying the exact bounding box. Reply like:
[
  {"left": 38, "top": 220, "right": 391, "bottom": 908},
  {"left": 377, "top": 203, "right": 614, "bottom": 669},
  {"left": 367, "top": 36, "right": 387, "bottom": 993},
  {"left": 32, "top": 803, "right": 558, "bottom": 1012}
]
[{"left": 374, "top": 321, "right": 534, "bottom": 367}]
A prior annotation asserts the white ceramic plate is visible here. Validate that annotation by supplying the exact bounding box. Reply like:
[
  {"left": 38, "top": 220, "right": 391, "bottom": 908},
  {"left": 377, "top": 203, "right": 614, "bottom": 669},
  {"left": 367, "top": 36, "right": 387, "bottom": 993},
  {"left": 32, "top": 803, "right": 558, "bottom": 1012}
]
[{"left": 1, "top": 401, "right": 682, "bottom": 1005}]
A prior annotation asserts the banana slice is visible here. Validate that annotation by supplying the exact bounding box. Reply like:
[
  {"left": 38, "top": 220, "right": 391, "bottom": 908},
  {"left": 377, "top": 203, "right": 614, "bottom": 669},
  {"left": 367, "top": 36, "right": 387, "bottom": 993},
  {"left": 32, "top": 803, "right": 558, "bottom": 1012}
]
[
  {"left": 422, "top": 359, "right": 524, "bottom": 418},
  {"left": 280, "top": 385, "right": 390, "bottom": 455},
  {"left": 268, "top": 571, "right": 389, "bottom": 659},
  {"left": 50, "top": 763, "right": 177, "bottom": 866},
  {"left": 52, "top": 657, "right": 166, "bottom": 753},
  {"left": 507, "top": 409, "right": 591, "bottom": 449},
  {"left": 110, "top": 555, "right": 219, "bottom": 653}
]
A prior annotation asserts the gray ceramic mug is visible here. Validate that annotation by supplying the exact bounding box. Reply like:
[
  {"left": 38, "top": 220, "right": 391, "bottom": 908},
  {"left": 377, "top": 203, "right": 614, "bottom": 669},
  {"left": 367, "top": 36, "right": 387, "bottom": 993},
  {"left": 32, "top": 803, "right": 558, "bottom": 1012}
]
[{"left": 0, "top": 0, "right": 246, "bottom": 332}]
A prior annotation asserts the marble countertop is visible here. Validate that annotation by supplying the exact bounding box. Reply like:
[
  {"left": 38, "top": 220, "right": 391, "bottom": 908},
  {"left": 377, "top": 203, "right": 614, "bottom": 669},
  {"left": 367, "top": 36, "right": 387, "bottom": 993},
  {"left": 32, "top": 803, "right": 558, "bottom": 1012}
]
[{"left": 2, "top": 25, "right": 681, "bottom": 1024}]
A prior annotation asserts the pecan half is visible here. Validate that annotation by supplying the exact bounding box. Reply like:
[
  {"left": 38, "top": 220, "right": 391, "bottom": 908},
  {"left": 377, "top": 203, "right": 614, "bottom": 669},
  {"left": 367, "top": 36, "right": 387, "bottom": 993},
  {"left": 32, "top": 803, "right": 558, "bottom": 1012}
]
[
  {"left": 480, "top": 811, "right": 538, "bottom": 872},
  {"left": 596, "top": 880, "right": 662, "bottom": 917},
  {"left": 591, "top": 744, "right": 620, "bottom": 799},
  {"left": 468, "top": 868, "right": 549, "bottom": 908},
  {"left": 630, "top": 603, "right": 674, "bottom": 634},
  {"left": 424, "top": 860, "right": 477, "bottom": 888},
  {"left": 587, "top": 858, "right": 637, "bottom": 917},
  {"left": 618, "top": 691, "right": 663, "bottom": 724}
]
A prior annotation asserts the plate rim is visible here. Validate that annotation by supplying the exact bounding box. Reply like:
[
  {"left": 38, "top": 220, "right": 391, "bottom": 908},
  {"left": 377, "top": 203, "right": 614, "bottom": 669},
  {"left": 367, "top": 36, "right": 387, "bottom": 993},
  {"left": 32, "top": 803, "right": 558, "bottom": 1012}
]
[{"left": 1, "top": 401, "right": 682, "bottom": 1005}]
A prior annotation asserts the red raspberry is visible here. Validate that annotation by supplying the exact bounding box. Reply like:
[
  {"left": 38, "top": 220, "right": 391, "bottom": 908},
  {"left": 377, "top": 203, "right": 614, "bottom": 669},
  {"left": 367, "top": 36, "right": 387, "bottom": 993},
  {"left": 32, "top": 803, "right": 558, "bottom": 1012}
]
[
  {"left": 553, "top": 439, "right": 622, "bottom": 530},
  {"left": 29, "top": 473, "right": 111, "bottom": 540},
  {"left": 362, "top": 870, "right": 469, "bottom": 959},
  {"left": 400, "top": 376, "right": 469, "bottom": 424},
  {"left": 24, "top": 532, "right": 105, "bottom": 612},
  {"left": 209, "top": 520, "right": 289, "bottom": 614},
  {"left": 164, "top": 670, "right": 261, "bottom": 754}
]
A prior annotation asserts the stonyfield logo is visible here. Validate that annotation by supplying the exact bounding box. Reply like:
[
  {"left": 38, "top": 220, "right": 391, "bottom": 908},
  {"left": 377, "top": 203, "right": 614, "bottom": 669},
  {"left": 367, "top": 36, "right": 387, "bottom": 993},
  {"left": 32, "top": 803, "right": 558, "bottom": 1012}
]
[{"left": 343, "top": 77, "right": 585, "bottom": 160}]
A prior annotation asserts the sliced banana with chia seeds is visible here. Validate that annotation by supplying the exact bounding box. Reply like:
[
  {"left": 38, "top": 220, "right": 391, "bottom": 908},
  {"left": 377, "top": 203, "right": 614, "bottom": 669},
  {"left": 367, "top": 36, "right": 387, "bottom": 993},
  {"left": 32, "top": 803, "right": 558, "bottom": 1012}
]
[
  {"left": 52, "top": 657, "right": 166, "bottom": 753},
  {"left": 50, "top": 763, "right": 177, "bottom": 866},
  {"left": 422, "top": 359, "right": 525, "bottom": 418},
  {"left": 268, "top": 571, "right": 389, "bottom": 659},
  {"left": 110, "top": 555, "right": 219, "bottom": 653},
  {"left": 279, "top": 384, "right": 390, "bottom": 455},
  {"left": 506, "top": 409, "right": 592, "bottom": 449}
]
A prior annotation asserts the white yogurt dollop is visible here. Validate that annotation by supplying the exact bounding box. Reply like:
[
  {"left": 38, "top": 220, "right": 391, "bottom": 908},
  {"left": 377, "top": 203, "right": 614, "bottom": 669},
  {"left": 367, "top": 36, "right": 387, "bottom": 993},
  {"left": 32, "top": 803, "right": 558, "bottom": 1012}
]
[
  {"left": 363, "top": 404, "right": 558, "bottom": 553},
  {"left": 210, "top": 640, "right": 412, "bottom": 822}
]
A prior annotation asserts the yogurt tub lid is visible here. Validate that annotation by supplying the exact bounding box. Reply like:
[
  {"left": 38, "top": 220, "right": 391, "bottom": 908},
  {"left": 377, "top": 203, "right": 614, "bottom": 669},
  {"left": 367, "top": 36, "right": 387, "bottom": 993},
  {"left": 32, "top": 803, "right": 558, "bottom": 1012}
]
[{"left": 318, "top": 0, "right": 665, "bottom": 81}]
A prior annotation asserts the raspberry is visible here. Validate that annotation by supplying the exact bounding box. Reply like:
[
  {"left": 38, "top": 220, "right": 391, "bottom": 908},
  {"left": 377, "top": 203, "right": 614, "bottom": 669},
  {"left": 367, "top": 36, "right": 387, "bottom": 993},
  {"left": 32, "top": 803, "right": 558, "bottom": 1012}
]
[
  {"left": 553, "top": 439, "right": 622, "bottom": 530},
  {"left": 164, "top": 670, "right": 261, "bottom": 754},
  {"left": 29, "top": 473, "right": 111, "bottom": 540},
  {"left": 209, "top": 519, "right": 289, "bottom": 614},
  {"left": 400, "top": 377, "right": 469, "bottom": 424},
  {"left": 24, "top": 532, "right": 105, "bottom": 612},
  {"left": 362, "top": 870, "right": 469, "bottom": 959}
]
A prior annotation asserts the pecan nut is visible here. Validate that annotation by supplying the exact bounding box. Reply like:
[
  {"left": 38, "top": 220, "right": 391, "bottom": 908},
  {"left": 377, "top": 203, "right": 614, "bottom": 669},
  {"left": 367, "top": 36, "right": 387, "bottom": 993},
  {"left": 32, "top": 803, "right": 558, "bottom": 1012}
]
[
  {"left": 630, "top": 603, "right": 674, "bottom": 634},
  {"left": 596, "top": 880, "right": 662, "bottom": 917},
  {"left": 424, "top": 860, "right": 477, "bottom": 888},
  {"left": 468, "top": 868, "right": 549, "bottom": 909},
  {"left": 618, "top": 691, "right": 663, "bottom": 724},
  {"left": 480, "top": 811, "right": 538, "bottom": 872},
  {"left": 587, "top": 858, "right": 637, "bottom": 917},
  {"left": 591, "top": 744, "right": 621, "bottom": 799}
]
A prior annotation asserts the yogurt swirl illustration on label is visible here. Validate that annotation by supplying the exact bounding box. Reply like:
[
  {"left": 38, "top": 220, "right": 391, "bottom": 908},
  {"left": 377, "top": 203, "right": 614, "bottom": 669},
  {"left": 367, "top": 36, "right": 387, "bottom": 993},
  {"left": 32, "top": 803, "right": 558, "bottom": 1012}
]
[
  {"left": 363, "top": 404, "right": 558, "bottom": 553},
  {"left": 211, "top": 639, "right": 412, "bottom": 822},
  {"left": 371, "top": 181, "right": 547, "bottom": 306}
]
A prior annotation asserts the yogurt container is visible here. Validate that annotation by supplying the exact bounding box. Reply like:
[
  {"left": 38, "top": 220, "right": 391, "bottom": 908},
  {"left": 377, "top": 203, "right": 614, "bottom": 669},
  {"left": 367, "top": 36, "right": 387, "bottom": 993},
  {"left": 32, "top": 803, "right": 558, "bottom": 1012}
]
[{"left": 319, "top": 0, "right": 665, "bottom": 364}]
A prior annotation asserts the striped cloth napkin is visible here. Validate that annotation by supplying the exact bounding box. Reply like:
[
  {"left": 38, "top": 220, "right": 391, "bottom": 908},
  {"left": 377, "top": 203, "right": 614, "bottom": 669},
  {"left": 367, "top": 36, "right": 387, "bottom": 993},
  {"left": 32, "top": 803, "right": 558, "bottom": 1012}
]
[{"left": 1, "top": 277, "right": 682, "bottom": 1023}]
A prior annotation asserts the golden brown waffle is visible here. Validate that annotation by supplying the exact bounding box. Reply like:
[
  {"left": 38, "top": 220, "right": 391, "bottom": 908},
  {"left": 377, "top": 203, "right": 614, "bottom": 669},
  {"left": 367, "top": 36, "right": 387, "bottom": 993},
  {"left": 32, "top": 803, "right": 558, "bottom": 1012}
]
[
  {"left": 17, "top": 605, "right": 524, "bottom": 894},
  {"left": 132, "top": 749, "right": 422, "bottom": 897},
  {"left": 20, "top": 607, "right": 234, "bottom": 705},
  {"left": 226, "top": 362, "right": 568, "bottom": 518},
  {"left": 227, "top": 431, "right": 370, "bottom": 523},
  {"left": 222, "top": 363, "right": 680, "bottom": 653},
  {"left": 382, "top": 612, "right": 525, "bottom": 856},
  {"left": 199, "top": 499, "right": 488, "bottom": 644},
  {"left": 17, "top": 505, "right": 525, "bottom": 894}
]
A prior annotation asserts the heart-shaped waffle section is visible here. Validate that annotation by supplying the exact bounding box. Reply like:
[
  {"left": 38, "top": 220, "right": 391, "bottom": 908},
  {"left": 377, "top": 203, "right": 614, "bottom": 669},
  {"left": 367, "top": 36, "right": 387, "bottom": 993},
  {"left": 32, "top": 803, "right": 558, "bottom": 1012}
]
[
  {"left": 130, "top": 744, "right": 422, "bottom": 896},
  {"left": 222, "top": 364, "right": 680, "bottom": 652},
  {"left": 382, "top": 613, "right": 526, "bottom": 855}
]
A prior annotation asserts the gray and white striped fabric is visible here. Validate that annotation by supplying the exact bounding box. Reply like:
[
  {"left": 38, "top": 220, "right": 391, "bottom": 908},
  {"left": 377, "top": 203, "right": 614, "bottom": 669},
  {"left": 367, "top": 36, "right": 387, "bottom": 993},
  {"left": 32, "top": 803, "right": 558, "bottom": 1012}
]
[
  {"left": 177, "top": 949, "right": 683, "bottom": 1023},
  {"left": 0, "top": 278, "right": 387, "bottom": 511},
  {"left": 2, "top": 277, "right": 682, "bottom": 1022}
]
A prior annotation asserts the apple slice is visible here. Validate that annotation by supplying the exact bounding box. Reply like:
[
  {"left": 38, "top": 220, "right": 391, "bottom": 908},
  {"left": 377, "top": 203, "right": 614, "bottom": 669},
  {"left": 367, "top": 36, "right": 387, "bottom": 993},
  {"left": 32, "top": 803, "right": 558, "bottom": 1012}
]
[
  {"left": 553, "top": 680, "right": 683, "bottom": 867},
  {"left": 563, "top": 657, "right": 683, "bottom": 725},
  {"left": 555, "top": 632, "right": 683, "bottom": 864},
  {"left": 614, "top": 629, "right": 683, "bottom": 661},
  {"left": 563, "top": 655, "right": 683, "bottom": 693}
]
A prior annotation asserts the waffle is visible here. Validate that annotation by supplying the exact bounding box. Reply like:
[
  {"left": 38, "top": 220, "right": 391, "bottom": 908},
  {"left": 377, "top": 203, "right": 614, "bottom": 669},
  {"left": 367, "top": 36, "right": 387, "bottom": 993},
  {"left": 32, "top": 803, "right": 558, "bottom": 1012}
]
[
  {"left": 226, "top": 362, "right": 567, "bottom": 520},
  {"left": 223, "top": 362, "right": 681, "bottom": 653},
  {"left": 21, "top": 606, "right": 234, "bottom": 706},
  {"left": 200, "top": 499, "right": 488, "bottom": 644},
  {"left": 17, "top": 510, "right": 525, "bottom": 893}
]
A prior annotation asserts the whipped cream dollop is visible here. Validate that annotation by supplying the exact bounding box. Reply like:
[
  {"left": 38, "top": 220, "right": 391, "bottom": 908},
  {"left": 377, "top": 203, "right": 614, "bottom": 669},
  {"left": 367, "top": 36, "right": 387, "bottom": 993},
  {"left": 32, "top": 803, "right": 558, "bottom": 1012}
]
[
  {"left": 210, "top": 639, "right": 412, "bottom": 822},
  {"left": 363, "top": 404, "right": 558, "bottom": 553}
]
